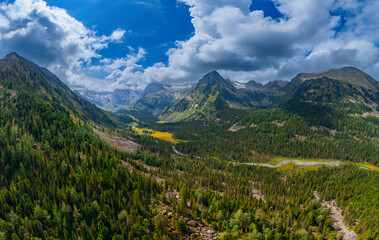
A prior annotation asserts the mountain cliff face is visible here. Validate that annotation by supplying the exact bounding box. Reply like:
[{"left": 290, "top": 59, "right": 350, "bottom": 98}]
[
  {"left": 0, "top": 52, "right": 114, "bottom": 125},
  {"left": 129, "top": 82, "right": 195, "bottom": 115}
]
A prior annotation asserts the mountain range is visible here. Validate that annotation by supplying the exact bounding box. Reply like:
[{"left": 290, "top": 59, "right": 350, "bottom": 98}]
[
  {"left": 77, "top": 66, "right": 378, "bottom": 122},
  {"left": 1, "top": 51, "right": 378, "bottom": 128},
  {"left": 151, "top": 67, "right": 378, "bottom": 121},
  {"left": 6, "top": 50, "right": 376, "bottom": 124}
]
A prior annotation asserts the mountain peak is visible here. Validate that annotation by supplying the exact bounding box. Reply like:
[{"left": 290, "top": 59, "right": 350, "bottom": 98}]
[
  {"left": 143, "top": 82, "right": 167, "bottom": 95},
  {"left": 294, "top": 66, "right": 378, "bottom": 89},
  {"left": 338, "top": 66, "right": 361, "bottom": 71},
  {"left": 197, "top": 71, "right": 234, "bottom": 89},
  {"left": 0, "top": 52, "right": 24, "bottom": 67},
  {"left": 4, "top": 52, "right": 21, "bottom": 59},
  {"left": 207, "top": 70, "right": 222, "bottom": 77},
  {"left": 246, "top": 80, "right": 263, "bottom": 88},
  {"left": 324, "top": 66, "right": 368, "bottom": 77},
  {"left": 202, "top": 71, "right": 223, "bottom": 81},
  {"left": 263, "top": 80, "right": 288, "bottom": 90}
]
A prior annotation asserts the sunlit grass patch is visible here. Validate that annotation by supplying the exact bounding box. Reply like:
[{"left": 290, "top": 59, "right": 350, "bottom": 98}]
[
  {"left": 151, "top": 131, "right": 176, "bottom": 143},
  {"left": 156, "top": 120, "right": 168, "bottom": 124},
  {"left": 132, "top": 126, "right": 182, "bottom": 143}
]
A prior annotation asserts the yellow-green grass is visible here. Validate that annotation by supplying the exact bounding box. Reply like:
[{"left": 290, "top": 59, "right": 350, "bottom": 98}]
[
  {"left": 156, "top": 120, "right": 168, "bottom": 124},
  {"left": 151, "top": 131, "right": 176, "bottom": 142},
  {"left": 133, "top": 126, "right": 182, "bottom": 143},
  {"left": 274, "top": 162, "right": 333, "bottom": 174},
  {"left": 276, "top": 163, "right": 297, "bottom": 172}
]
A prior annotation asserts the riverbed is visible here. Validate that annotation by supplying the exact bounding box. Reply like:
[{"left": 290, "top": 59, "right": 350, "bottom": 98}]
[{"left": 247, "top": 160, "right": 345, "bottom": 168}]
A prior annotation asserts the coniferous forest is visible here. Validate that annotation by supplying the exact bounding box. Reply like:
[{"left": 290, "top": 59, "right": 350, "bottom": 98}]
[{"left": 0, "top": 53, "right": 378, "bottom": 240}]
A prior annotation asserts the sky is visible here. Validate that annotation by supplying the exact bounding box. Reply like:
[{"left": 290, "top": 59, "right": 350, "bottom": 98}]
[{"left": 0, "top": 0, "right": 379, "bottom": 91}]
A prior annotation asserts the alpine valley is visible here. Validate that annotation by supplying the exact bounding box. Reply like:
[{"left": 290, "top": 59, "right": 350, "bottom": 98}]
[{"left": 0, "top": 52, "right": 378, "bottom": 240}]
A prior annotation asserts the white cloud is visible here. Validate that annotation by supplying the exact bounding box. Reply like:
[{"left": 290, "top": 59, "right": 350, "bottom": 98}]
[
  {"left": 0, "top": 14, "right": 9, "bottom": 28},
  {"left": 277, "top": 39, "right": 379, "bottom": 79},
  {"left": 0, "top": 0, "right": 378, "bottom": 91},
  {"left": 144, "top": 0, "right": 379, "bottom": 84},
  {"left": 96, "top": 0, "right": 379, "bottom": 88},
  {"left": 110, "top": 29, "right": 126, "bottom": 42},
  {"left": 0, "top": 0, "right": 126, "bottom": 91},
  {"left": 155, "top": 0, "right": 337, "bottom": 82}
]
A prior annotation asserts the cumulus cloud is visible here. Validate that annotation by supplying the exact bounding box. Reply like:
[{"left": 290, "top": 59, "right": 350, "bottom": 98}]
[
  {"left": 154, "top": 0, "right": 379, "bottom": 83},
  {"left": 108, "top": 0, "right": 379, "bottom": 87},
  {"left": 0, "top": 0, "right": 379, "bottom": 91},
  {"left": 110, "top": 29, "right": 127, "bottom": 42},
  {"left": 0, "top": 0, "right": 126, "bottom": 91}
]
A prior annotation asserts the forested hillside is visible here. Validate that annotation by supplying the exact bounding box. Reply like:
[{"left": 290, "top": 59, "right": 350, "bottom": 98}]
[
  {"left": 0, "top": 53, "right": 114, "bottom": 126},
  {"left": 0, "top": 53, "right": 378, "bottom": 239},
  {"left": 0, "top": 88, "right": 163, "bottom": 238},
  {"left": 147, "top": 100, "right": 379, "bottom": 165}
]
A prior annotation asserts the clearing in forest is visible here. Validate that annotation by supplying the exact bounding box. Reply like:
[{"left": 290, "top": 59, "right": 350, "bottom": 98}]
[{"left": 93, "top": 128, "right": 141, "bottom": 152}]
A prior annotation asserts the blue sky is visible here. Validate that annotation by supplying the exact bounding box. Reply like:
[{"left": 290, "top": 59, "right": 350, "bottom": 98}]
[
  {"left": 45, "top": 0, "right": 194, "bottom": 68},
  {"left": 43, "top": 0, "right": 284, "bottom": 69},
  {"left": 0, "top": 0, "right": 378, "bottom": 91}
]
